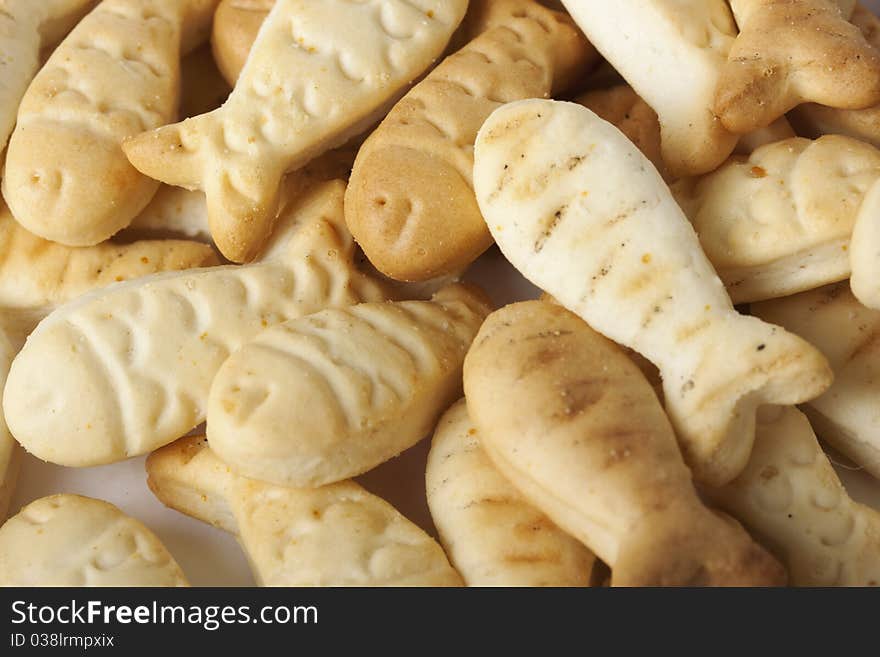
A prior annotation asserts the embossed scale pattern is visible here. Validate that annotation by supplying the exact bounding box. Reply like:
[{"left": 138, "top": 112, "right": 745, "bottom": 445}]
[
  {"left": 712, "top": 408, "right": 880, "bottom": 586},
  {"left": 5, "top": 209, "right": 381, "bottom": 465},
  {"left": 199, "top": 0, "right": 462, "bottom": 156},
  {"left": 346, "top": 2, "right": 593, "bottom": 279},
  {"left": 18, "top": 0, "right": 181, "bottom": 138},
  {"left": 219, "top": 299, "right": 475, "bottom": 431},
  {"left": 1, "top": 0, "right": 187, "bottom": 245},
  {"left": 653, "top": 0, "right": 738, "bottom": 51},
  {"left": 147, "top": 437, "right": 461, "bottom": 586},
  {"left": 0, "top": 202, "right": 217, "bottom": 308},
  {"left": 358, "top": 13, "right": 559, "bottom": 191},
  {"left": 0, "top": 495, "right": 187, "bottom": 586},
  {"left": 672, "top": 135, "right": 880, "bottom": 303},
  {"left": 24, "top": 264, "right": 347, "bottom": 449},
  {"left": 236, "top": 481, "right": 462, "bottom": 586},
  {"left": 207, "top": 288, "right": 487, "bottom": 486},
  {"left": 474, "top": 100, "right": 831, "bottom": 486},
  {"left": 126, "top": 0, "right": 465, "bottom": 261},
  {"left": 678, "top": 136, "right": 880, "bottom": 271},
  {"left": 426, "top": 400, "right": 594, "bottom": 586},
  {"left": 752, "top": 283, "right": 880, "bottom": 478}
]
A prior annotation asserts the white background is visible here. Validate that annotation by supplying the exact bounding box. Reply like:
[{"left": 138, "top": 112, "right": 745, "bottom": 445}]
[{"left": 9, "top": 1, "right": 880, "bottom": 586}]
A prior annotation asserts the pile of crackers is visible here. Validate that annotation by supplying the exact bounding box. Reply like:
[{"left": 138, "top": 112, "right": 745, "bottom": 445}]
[{"left": 1, "top": 0, "right": 880, "bottom": 587}]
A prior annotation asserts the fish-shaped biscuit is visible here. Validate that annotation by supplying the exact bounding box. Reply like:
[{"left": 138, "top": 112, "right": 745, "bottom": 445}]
[
  {"left": 0, "top": 0, "right": 99, "bottom": 159},
  {"left": 147, "top": 436, "right": 462, "bottom": 586},
  {"left": 473, "top": 99, "right": 832, "bottom": 486},
  {"left": 710, "top": 406, "right": 880, "bottom": 586},
  {"left": 753, "top": 283, "right": 880, "bottom": 478},
  {"left": 716, "top": 0, "right": 880, "bottom": 134},
  {"left": 2, "top": 0, "right": 219, "bottom": 245},
  {"left": 0, "top": 494, "right": 188, "bottom": 586},
  {"left": 559, "top": 0, "right": 740, "bottom": 176},
  {"left": 345, "top": 0, "right": 597, "bottom": 281},
  {"left": 124, "top": 0, "right": 469, "bottom": 262},
  {"left": 673, "top": 136, "right": 880, "bottom": 303},
  {"left": 464, "top": 301, "right": 786, "bottom": 586},
  {"left": 426, "top": 399, "right": 596, "bottom": 586},
  {"left": 207, "top": 285, "right": 491, "bottom": 487},
  {"left": 4, "top": 179, "right": 386, "bottom": 467}
]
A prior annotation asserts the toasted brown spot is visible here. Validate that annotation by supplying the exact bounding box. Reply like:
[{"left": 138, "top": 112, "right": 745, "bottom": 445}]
[
  {"left": 534, "top": 206, "right": 567, "bottom": 253},
  {"left": 621, "top": 270, "right": 654, "bottom": 296},
  {"left": 474, "top": 496, "right": 520, "bottom": 508},
  {"left": 760, "top": 465, "right": 779, "bottom": 481},
  {"left": 519, "top": 347, "right": 564, "bottom": 379},
  {"left": 676, "top": 319, "right": 711, "bottom": 342},
  {"left": 513, "top": 516, "right": 554, "bottom": 536},
  {"left": 559, "top": 378, "right": 607, "bottom": 418},
  {"left": 503, "top": 552, "right": 557, "bottom": 565}
]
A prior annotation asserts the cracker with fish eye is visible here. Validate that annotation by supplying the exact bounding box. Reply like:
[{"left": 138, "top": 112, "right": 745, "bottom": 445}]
[
  {"left": 206, "top": 284, "right": 491, "bottom": 488},
  {"left": 0, "top": 196, "right": 218, "bottom": 516},
  {"left": 473, "top": 99, "right": 832, "bottom": 487},
  {"left": 123, "top": 0, "right": 469, "bottom": 263},
  {"left": 463, "top": 301, "right": 786, "bottom": 587},
  {"left": 0, "top": 494, "right": 188, "bottom": 586},
  {"left": 345, "top": 0, "right": 597, "bottom": 282},
  {"left": 672, "top": 135, "right": 880, "bottom": 303},
  {"left": 147, "top": 436, "right": 463, "bottom": 586},
  {"left": 3, "top": 179, "right": 387, "bottom": 468},
  {"left": 2, "top": 0, "right": 218, "bottom": 246}
]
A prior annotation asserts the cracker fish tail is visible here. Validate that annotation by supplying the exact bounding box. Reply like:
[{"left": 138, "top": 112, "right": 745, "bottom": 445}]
[
  {"left": 473, "top": 99, "right": 832, "bottom": 487},
  {"left": 123, "top": 114, "right": 283, "bottom": 262},
  {"left": 662, "top": 314, "right": 833, "bottom": 486}
]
